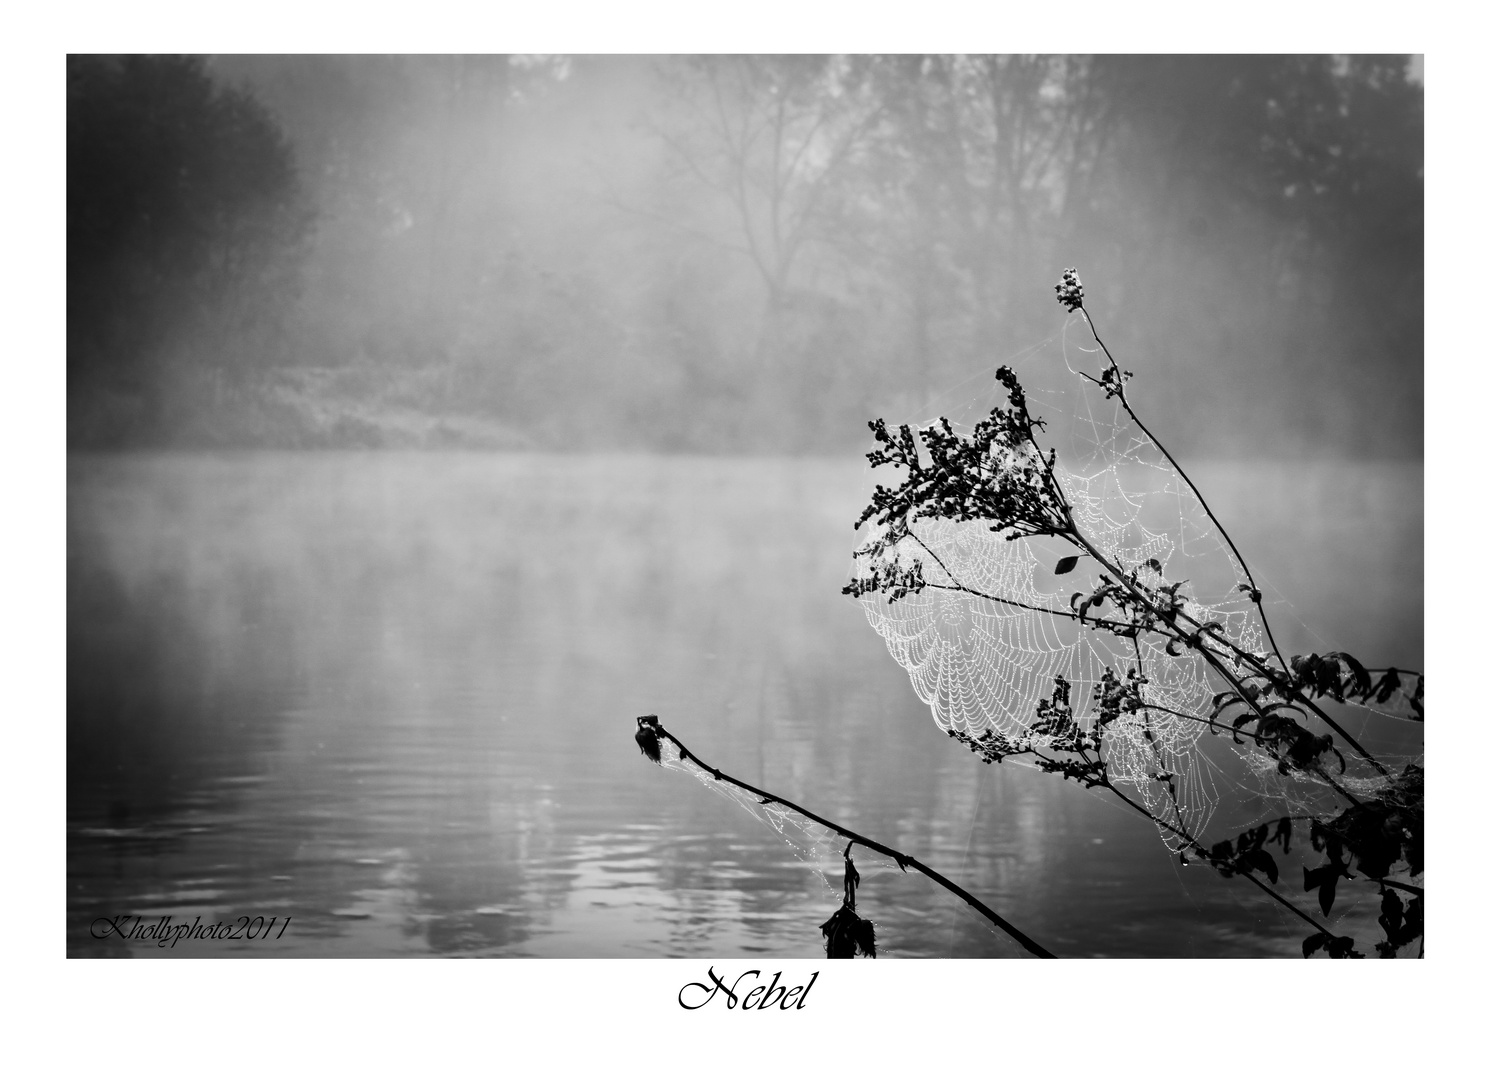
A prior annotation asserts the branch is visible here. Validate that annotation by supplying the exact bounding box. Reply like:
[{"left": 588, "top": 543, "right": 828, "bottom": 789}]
[
  {"left": 1378, "top": 878, "right": 1424, "bottom": 897},
  {"left": 634, "top": 714, "right": 1057, "bottom": 959},
  {"left": 889, "top": 525, "right": 1186, "bottom": 643},
  {"left": 1078, "top": 305, "right": 1294, "bottom": 682},
  {"left": 1078, "top": 747, "right": 1346, "bottom": 943},
  {"left": 1064, "top": 520, "right": 1379, "bottom": 792}
]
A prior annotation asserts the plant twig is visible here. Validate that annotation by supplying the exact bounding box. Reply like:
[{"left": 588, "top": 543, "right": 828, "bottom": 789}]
[
  {"left": 1095, "top": 775, "right": 1341, "bottom": 940},
  {"left": 634, "top": 714, "right": 1057, "bottom": 959},
  {"left": 1053, "top": 516, "right": 1385, "bottom": 787},
  {"left": 1077, "top": 305, "right": 1293, "bottom": 682},
  {"left": 1378, "top": 878, "right": 1424, "bottom": 897}
]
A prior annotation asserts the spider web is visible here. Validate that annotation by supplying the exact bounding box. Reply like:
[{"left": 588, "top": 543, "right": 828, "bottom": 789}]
[
  {"left": 645, "top": 310, "right": 1419, "bottom": 956},
  {"left": 852, "top": 315, "right": 1419, "bottom": 848},
  {"left": 648, "top": 737, "right": 1017, "bottom": 957},
  {"left": 650, "top": 730, "right": 1045, "bottom": 956}
]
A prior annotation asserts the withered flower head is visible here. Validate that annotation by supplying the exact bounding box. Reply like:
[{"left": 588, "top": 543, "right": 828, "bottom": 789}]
[
  {"left": 634, "top": 715, "right": 662, "bottom": 764},
  {"left": 819, "top": 904, "right": 877, "bottom": 959},
  {"left": 1054, "top": 267, "right": 1085, "bottom": 311}
]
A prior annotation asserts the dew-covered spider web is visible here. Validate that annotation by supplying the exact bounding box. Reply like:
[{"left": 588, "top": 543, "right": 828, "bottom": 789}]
[
  {"left": 851, "top": 313, "right": 1422, "bottom": 851},
  {"left": 649, "top": 735, "right": 921, "bottom": 951},
  {"left": 645, "top": 727, "right": 1057, "bottom": 956},
  {"left": 645, "top": 308, "right": 1420, "bottom": 956}
]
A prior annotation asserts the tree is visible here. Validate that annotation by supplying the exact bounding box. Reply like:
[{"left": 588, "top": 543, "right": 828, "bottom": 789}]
[
  {"left": 1073, "top": 55, "right": 1423, "bottom": 456},
  {"left": 68, "top": 54, "right": 310, "bottom": 447}
]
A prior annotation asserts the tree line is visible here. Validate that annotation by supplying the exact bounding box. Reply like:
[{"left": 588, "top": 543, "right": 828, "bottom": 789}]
[{"left": 67, "top": 55, "right": 1421, "bottom": 457}]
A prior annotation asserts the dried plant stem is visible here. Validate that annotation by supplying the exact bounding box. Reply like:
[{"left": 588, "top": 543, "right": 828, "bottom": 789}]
[
  {"left": 1085, "top": 758, "right": 1341, "bottom": 941},
  {"left": 1062, "top": 516, "right": 1382, "bottom": 789},
  {"left": 636, "top": 715, "right": 1057, "bottom": 959},
  {"left": 1078, "top": 305, "right": 1293, "bottom": 683}
]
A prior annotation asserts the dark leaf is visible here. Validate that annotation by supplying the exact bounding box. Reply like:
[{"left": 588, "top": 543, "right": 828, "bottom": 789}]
[
  {"left": 1273, "top": 817, "right": 1292, "bottom": 854},
  {"left": 1211, "top": 691, "right": 1243, "bottom": 717},
  {"left": 1054, "top": 555, "right": 1080, "bottom": 575},
  {"left": 1302, "top": 932, "right": 1328, "bottom": 958},
  {"left": 1303, "top": 864, "right": 1324, "bottom": 892},
  {"left": 1378, "top": 887, "right": 1404, "bottom": 942},
  {"left": 1321, "top": 657, "right": 1345, "bottom": 699},
  {"left": 1332, "top": 652, "right": 1371, "bottom": 698},
  {"left": 1400, "top": 896, "right": 1423, "bottom": 946},
  {"left": 1353, "top": 839, "right": 1401, "bottom": 880},
  {"left": 1304, "top": 862, "right": 1344, "bottom": 917},
  {"left": 1246, "top": 848, "right": 1280, "bottom": 884},
  {"left": 1405, "top": 832, "right": 1423, "bottom": 876},
  {"left": 1319, "top": 874, "right": 1338, "bottom": 917}
]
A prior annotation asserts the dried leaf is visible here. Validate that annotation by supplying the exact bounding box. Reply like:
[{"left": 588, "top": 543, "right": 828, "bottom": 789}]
[{"left": 634, "top": 717, "right": 662, "bottom": 764}]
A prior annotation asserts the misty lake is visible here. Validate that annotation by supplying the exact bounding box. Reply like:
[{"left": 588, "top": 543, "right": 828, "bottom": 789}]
[{"left": 67, "top": 451, "right": 1422, "bottom": 958}]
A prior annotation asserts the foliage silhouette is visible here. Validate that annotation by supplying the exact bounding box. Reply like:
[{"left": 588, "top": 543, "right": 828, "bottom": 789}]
[
  {"left": 639, "top": 268, "right": 1420, "bottom": 956},
  {"left": 844, "top": 270, "right": 1422, "bottom": 957}
]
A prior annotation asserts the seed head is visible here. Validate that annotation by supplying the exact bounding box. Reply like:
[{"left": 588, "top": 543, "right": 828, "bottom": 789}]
[{"left": 1054, "top": 268, "right": 1085, "bottom": 311}]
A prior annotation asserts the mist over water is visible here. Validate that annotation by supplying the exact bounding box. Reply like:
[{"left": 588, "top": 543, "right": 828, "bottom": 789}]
[
  {"left": 67, "top": 453, "right": 1420, "bottom": 957},
  {"left": 66, "top": 54, "right": 1423, "bottom": 958}
]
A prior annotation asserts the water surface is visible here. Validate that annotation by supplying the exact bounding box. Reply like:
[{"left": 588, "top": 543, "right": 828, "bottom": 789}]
[{"left": 67, "top": 452, "right": 1422, "bottom": 957}]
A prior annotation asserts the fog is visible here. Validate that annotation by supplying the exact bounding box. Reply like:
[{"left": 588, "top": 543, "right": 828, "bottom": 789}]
[
  {"left": 68, "top": 55, "right": 1422, "bottom": 460},
  {"left": 65, "top": 55, "right": 1424, "bottom": 962}
]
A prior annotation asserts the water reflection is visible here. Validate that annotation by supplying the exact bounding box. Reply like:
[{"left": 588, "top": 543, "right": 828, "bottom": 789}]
[{"left": 67, "top": 452, "right": 1421, "bottom": 957}]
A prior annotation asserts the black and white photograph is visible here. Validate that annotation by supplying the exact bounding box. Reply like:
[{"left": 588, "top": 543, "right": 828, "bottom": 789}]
[
  {"left": 66, "top": 51, "right": 1424, "bottom": 960},
  {"left": 36, "top": 13, "right": 1470, "bottom": 1069}
]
